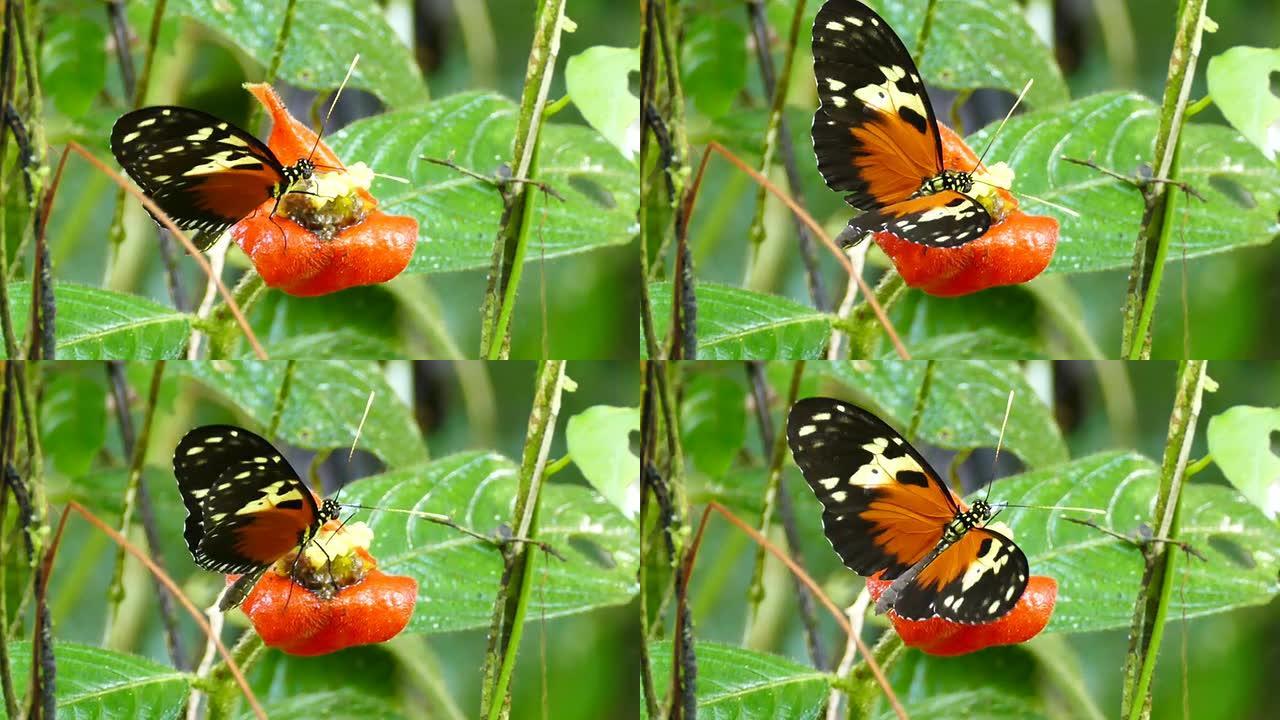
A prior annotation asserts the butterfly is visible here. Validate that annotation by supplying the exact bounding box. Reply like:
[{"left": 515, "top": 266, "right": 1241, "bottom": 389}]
[
  {"left": 786, "top": 397, "right": 1028, "bottom": 622},
  {"left": 111, "top": 106, "right": 315, "bottom": 251},
  {"left": 811, "top": 0, "right": 990, "bottom": 248},
  {"left": 173, "top": 424, "right": 339, "bottom": 610}
]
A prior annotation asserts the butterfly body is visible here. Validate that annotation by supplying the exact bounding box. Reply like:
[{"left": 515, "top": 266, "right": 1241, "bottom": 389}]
[
  {"left": 173, "top": 425, "right": 337, "bottom": 610},
  {"left": 787, "top": 398, "right": 1028, "bottom": 622},
  {"left": 111, "top": 106, "right": 314, "bottom": 250},
  {"left": 812, "top": 0, "right": 990, "bottom": 248}
]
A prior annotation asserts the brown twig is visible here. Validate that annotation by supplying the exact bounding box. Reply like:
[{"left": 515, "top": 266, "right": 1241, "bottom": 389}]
[
  {"left": 67, "top": 500, "right": 266, "bottom": 719},
  {"left": 1061, "top": 155, "right": 1205, "bottom": 202},
  {"left": 65, "top": 142, "right": 267, "bottom": 359}
]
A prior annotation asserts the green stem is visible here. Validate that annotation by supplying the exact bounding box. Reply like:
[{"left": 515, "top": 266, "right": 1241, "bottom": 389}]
[
  {"left": 1119, "top": 0, "right": 1206, "bottom": 356},
  {"left": 204, "top": 632, "right": 266, "bottom": 720},
  {"left": 480, "top": 361, "right": 566, "bottom": 719},
  {"left": 102, "top": 362, "right": 166, "bottom": 645},
  {"left": 384, "top": 275, "right": 465, "bottom": 359},
  {"left": 1120, "top": 360, "right": 1206, "bottom": 719},
  {"left": 268, "top": 360, "right": 297, "bottom": 437},
  {"left": 1128, "top": 145, "right": 1185, "bottom": 359},
  {"left": 742, "top": 362, "right": 805, "bottom": 641},
  {"left": 479, "top": 0, "right": 566, "bottom": 358},
  {"left": 207, "top": 272, "right": 266, "bottom": 358}
]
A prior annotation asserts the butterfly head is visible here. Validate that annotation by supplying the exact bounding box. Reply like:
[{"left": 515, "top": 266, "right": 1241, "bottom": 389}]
[
  {"left": 319, "top": 497, "right": 341, "bottom": 524},
  {"left": 288, "top": 158, "right": 315, "bottom": 184},
  {"left": 967, "top": 499, "right": 994, "bottom": 525}
]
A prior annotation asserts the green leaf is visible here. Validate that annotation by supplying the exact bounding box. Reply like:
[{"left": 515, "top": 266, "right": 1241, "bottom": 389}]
[
  {"left": 1207, "top": 405, "right": 1280, "bottom": 520},
  {"left": 249, "top": 288, "right": 403, "bottom": 359},
  {"left": 681, "top": 372, "right": 747, "bottom": 478},
  {"left": 682, "top": 14, "right": 748, "bottom": 118},
  {"left": 244, "top": 689, "right": 404, "bottom": 720},
  {"left": 1207, "top": 46, "right": 1280, "bottom": 162},
  {"left": 889, "top": 287, "right": 1046, "bottom": 359},
  {"left": 157, "top": 0, "right": 427, "bottom": 107},
  {"left": 176, "top": 361, "right": 427, "bottom": 468},
  {"left": 966, "top": 91, "right": 1280, "bottom": 273},
  {"left": 6, "top": 641, "right": 189, "bottom": 719},
  {"left": 646, "top": 282, "right": 831, "bottom": 359},
  {"left": 42, "top": 15, "right": 107, "bottom": 119},
  {"left": 879, "top": 0, "right": 1069, "bottom": 109},
  {"left": 876, "top": 646, "right": 1046, "bottom": 719},
  {"left": 0, "top": 282, "right": 190, "bottom": 359},
  {"left": 255, "top": 329, "right": 402, "bottom": 359},
  {"left": 342, "top": 452, "right": 638, "bottom": 633},
  {"left": 566, "top": 405, "right": 641, "bottom": 521},
  {"left": 996, "top": 451, "right": 1280, "bottom": 632},
  {"left": 327, "top": 92, "right": 638, "bottom": 274},
  {"left": 41, "top": 370, "right": 108, "bottom": 478},
  {"left": 566, "top": 46, "right": 640, "bottom": 163},
  {"left": 819, "top": 360, "right": 1068, "bottom": 468},
  {"left": 645, "top": 641, "right": 829, "bottom": 720}
]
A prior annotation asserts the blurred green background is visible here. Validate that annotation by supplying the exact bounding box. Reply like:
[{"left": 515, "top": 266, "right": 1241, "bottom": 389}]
[
  {"left": 28, "top": 360, "right": 637, "bottom": 719},
  {"left": 29, "top": 0, "right": 639, "bottom": 359},
  {"left": 668, "top": 0, "right": 1280, "bottom": 358},
  {"left": 670, "top": 360, "right": 1277, "bottom": 719}
]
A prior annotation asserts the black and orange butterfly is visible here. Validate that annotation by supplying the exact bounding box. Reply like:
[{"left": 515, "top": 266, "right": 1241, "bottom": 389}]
[
  {"left": 111, "top": 107, "right": 315, "bottom": 250},
  {"left": 787, "top": 397, "right": 1028, "bottom": 622},
  {"left": 173, "top": 424, "right": 338, "bottom": 610},
  {"left": 812, "top": 0, "right": 989, "bottom": 248}
]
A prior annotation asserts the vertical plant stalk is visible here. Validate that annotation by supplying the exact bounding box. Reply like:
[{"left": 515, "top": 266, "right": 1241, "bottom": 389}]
[
  {"left": 1120, "top": 360, "right": 1206, "bottom": 719},
  {"left": 103, "top": 362, "right": 167, "bottom": 645},
  {"left": 659, "top": 2, "right": 697, "bottom": 359},
  {"left": 9, "top": 0, "right": 53, "bottom": 360},
  {"left": 0, "top": 0, "right": 22, "bottom": 364},
  {"left": 1120, "top": 0, "right": 1206, "bottom": 357},
  {"left": 203, "top": 631, "right": 266, "bottom": 720},
  {"left": 479, "top": 0, "right": 566, "bottom": 358},
  {"left": 268, "top": 359, "right": 297, "bottom": 437},
  {"left": 0, "top": 365, "right": 17, "bottom": 720},
  {"left": 107, "top": 0, "right": 186, "bottom": 310},
  {"left": 105, "top": 362, "right": 186, "bottom": 667},
  {"left": 742, "top": 362, "right": 827, "bottom": 668},
  {"left": 480, "top": 360, "right": 566, "bottom": 720},
  {"left": 745, "top": 0, "right": 827, "bottom": 310}
]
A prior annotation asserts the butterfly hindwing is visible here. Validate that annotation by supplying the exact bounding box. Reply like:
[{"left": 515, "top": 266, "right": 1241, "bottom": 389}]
[
  {"left": 173, "top": 425, "right": 321, "bottom": 575},
  {"left": 787, "top": 397, "right": 962, "bottom": 580},
  {"left": 111, "top": 106, "right": 286, "bottom": 249},
  {"left": 847, "top": 190, "right": 991, "bottom": 248},
  {"left": 894, "top": 526, "right": 1029, "bottom": 622}
]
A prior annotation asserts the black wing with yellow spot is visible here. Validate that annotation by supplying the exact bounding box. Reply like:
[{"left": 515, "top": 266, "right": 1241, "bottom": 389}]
[
  {"left": 111, "top": 106, "right": 287, "bottom": 250},
  {"left": 173, "top": 425, "right": 323, "bottom": 575},
  {"left": 786, "top": 397, "right": 1028, "bottom": 622},
  {"left": 811, "top": 0, "right": 989, "bottom": 247}
]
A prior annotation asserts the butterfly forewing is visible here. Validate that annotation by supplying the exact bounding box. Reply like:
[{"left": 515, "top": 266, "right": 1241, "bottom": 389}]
[
  {"left": 811, "top": 0, "right": 991, "bottom": 248},
  {"left": 787, "top": 397, "right": 1029, "bottom": 621},
  {"left": 173, "top": 425, "right": 322, "bottom": 575},
  {"left": 111, "top": 106, "right": 286, "bottom": 250},
  {"left": 787, "top": 397, "right": 960, "bottom": 579}
]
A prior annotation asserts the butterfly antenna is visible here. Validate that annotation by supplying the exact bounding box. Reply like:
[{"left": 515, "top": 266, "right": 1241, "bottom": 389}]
[
  {"left": 971, "top": 78, "right": 1033, "bottom": 175},
  {"left": 985, "top": 389, "right": 1016, "bottom": 503},
  {"left": 1002, "top": 503, "right": 1106, "bottom": 515},
  {"left": 306, "top": 53, "right": 360, "bottom": 163},
  {"left": 969, "top": 177, "right": 1081, "bottom": 218},
  {"left": 350, "top": 390, "right": 375, "bottom": 462},
  {"left": 339, "top": 504, "right": 564, "bottom": 558}
]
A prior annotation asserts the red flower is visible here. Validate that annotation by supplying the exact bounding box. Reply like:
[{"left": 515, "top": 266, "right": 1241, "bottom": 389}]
[
  {"left": 865, "top": 574, "right": 1057, "bottom": 656},
  {"left": 230, "top": 84, "right": 417, "bottom": 297},
  {"left": 873, "top": 124, "right": 1058, "bottom": 297},
  {"left": 233, "top": 519, "right": 417, "bottom": 656}
]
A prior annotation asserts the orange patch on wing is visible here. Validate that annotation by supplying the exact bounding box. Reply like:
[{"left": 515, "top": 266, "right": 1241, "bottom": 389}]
[
  {"left": 880, "top": 190, "right": 972, "bottom": 219},
  {"left": 232, "top": 508, "right": 313, "bottom": 564},
  {"left": 851, "top": 111, "right": 937, "bottom": 203},
  {"left": 916, "top": 528, "right": 985, "bottom": 591},
  {"left": 860, "top": 481, "right": 961, "bottom": 566},
  {"left": 192, "top": 168, "right": 280, "bottom": 217}
]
